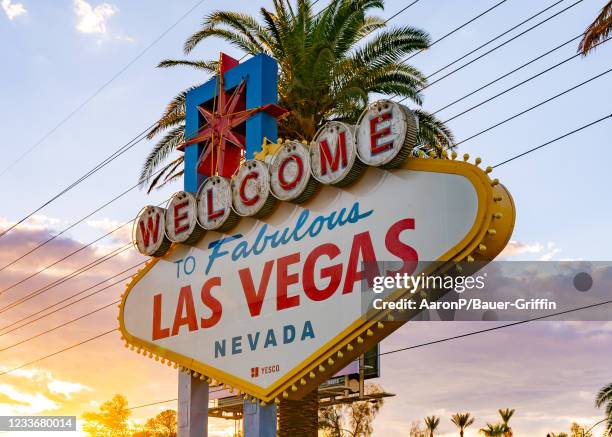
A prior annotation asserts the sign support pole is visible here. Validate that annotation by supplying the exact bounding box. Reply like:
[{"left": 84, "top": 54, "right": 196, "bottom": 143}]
[
  {"left": 178, "top": 372, "right": 209, "bottom": 437},
  {"left": 244, "top": 401, "right": 277, "bottom": 437}
]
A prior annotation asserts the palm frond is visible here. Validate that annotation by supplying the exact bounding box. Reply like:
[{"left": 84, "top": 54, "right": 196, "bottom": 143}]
[
  {"left": 578, "top": 0, "right": 612, "bottom": 55},
  {"left": 184, "top": 27, "right": 262, "bottom": 55},
  {"left": 157, "top": 59, "right": 218, "bottom": 72},
  {"left": 139, "top": 125, "right": 184, "bottom": 188}
]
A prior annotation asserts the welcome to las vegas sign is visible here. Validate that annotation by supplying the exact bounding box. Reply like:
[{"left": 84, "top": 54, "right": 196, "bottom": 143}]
[{"left": 119, "top": 99, "right": 515, "bottom": 403}]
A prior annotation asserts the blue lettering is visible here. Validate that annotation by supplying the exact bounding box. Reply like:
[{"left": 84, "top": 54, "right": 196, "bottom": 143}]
[
  {"left": 231, "top": 336, "right": 242, "bottom": 355},
  {"left": 205, "top": 203, "right": 373, "bottom": 272},
  {"left": 264, "top": 329, "right": 277, "bottom": 348},
  {"left": 214, "top": 340, "right": 226, "bottom": 358},
  {"left": 247, "top": 332, "right": 260, "bottom": 351},
  {"left": 301, "top": 321, "right": 315, "bottom": 341},
  {"left": 206, "top": 235, "right": 241, "bottom": 274},
  {"left": 184, "top": 256, "right": 196, "bottom": 275},
  {"left": 283, "top": 325, "right": 296, "bottom": 344}
]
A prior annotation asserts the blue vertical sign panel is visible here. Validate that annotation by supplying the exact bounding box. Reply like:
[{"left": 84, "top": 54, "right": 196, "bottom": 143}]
[{"left": 183, "top": 54, "right": 280, "bottom": 193}]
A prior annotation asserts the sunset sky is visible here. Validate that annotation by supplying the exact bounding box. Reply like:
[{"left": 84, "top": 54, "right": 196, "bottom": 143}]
[{"left": 0, "top": 0, "right": 611, "bottom": 436}]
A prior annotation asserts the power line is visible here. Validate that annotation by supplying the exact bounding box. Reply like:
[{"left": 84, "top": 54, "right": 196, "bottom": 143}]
[
  {"left": 0, "top": 216, "right": 134, "bottom": 295},
  {"left": 401, "top": 0, "right": 510, "bottom": 64},
  {"left": 383, "top": 0, "right": 422, "bottom": 24},
  {"left": 0, "top": 163, "right": 168, "bottom": 276},
  {"left": 0, "top": 243, "right": 133, "bottom": 315},
  {"left": 0, "top": 300, "right": 120, "bottom": 353},
  {"left": 128, "top": 399, "right": 178, "bottom": 411},
  {"left": 441, "top": 37, "right": 611, "bottom": 124},
  {"left": 0, "top": 270, "right": 137, "bottom": 337},
  {"left": 430, "top": 34, "right": 583, "bottom": 115},
  {"left": 0, "top": 0, "right": 208, "bottom": 180},
  {"left": 399, "top": 0, "right": 585, "bottom": 102},
  {"left": 453, "top": 66, "right": 612, "bottom": 147},
  {"left": 492, "top": 113, "right": 612, "bottom": 168},
  {"left": 0, "top": 126, "right": 152, "bottom": 242},
  {"left": 379, "top": 299, "right": 612, "bottom": 357},
  {"left": 426, "top": 0, "right": 570, "bottom": 80},
  {"left": 0, "top": 196, "right": 166, "bottom": 295},
  {"left": 0, "top": 328, "right": 117, "bottom": 377}
]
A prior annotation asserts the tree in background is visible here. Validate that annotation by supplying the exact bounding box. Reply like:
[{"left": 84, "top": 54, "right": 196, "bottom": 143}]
[
  {"left": 409, "top": 421, "right": 427, "bottom": 437},
  {"left": 142, "top": 410, "right": 177, "bottom": 437},
  {"left": 497, "top": 408, "right": 515, "bottom": 437},
  {"left": 424, "top": 415, "right": 440, "bottom": 437},
  {"left": 570, "top": 422, "right": 592, "bottom": 437},
  {"left": 596, "top": 382, "right": 612, "bottom": 435},
  {"left": 578, "top": 1, "right": 611, "bottom": 56},
  {"left": 82, "top": 394, "right": 131, "bottom": 437},
  {"left": 479, "top": 423, "right": 506, "bottom": 437},
  {"left": 141, "top": 0, "right": 454, "bottom": 191},
  {"left": 546, "top": 433, "right": 569, "bottom": 437},
  {"left": 318, "top": 384, "right": 384, "bottom": 437},
  {"left": 451, "top": 413, "right": 475, "bottom": 437}
]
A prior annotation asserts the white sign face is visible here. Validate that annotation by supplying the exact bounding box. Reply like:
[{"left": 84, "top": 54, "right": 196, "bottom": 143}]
[{"left": 122, "top": 165, "right": 483, "bottom": 396}]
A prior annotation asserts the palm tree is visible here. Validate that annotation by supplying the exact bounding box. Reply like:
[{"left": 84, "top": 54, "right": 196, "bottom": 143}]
[
  {"left": 479, "top": 423, "right": 506, "bottom": 437},
  {"left": 546, "top": 433, "right": 568, "bottom": 437},
  {"left": 578, "top": 0, "right": 611, "bottom": 56},
  {"left": 498, "top": 408, "right": 514, "bottom": 437},
  {"left": 451, "top": 413, "right": 475, "bottom": 437},
  {"left": 140, "top": 0, "right": 454, "bottom": 191},
  {"left": 424, "top": 415, "right": 440, "bottom": 437},
  {"left": 595, "top": 382, "right": 612, "bottom": 434}
]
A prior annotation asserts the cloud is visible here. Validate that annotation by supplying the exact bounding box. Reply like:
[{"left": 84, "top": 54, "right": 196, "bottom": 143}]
[
  {"left": 500, "top": 240, "right": 544, "bottom": 258},
  {"left": 500, "top": 240, "right": 563, "bottom": 261},
  {"left": 73, "top": 0, "right": 117, "bottom": 34},
  {"left": 48, "top": 379, "right": 91, "bottom": 399},
  {"left": 87, "top": 218, "right": 133, "bottom": 246},
  {"left": 539, "top": 242, "right": 562, "bottom": 261},
  {"left": 1, "top": 0, "right": 27, "bottom": 20},
  {"left": 0, "top": 383, "right": 59, "bottom": 415},
  {"left": 0, "top": 215, "right": 60, "bottom": 233},
  {"left": 0, "top": 214, "right": 141, "bottom": 273},
  {"left": 0, "top": 368, "right": 92, "bottom": 414}
]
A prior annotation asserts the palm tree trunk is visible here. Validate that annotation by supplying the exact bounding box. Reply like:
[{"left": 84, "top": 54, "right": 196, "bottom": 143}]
[{"left": 278, "top": 389, "right": 318, "bottom": 437}]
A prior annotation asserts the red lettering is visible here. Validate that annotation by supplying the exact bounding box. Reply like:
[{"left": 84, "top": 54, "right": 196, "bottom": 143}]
[
  {"left": 278, "top": 155, "right": 303, "bottom": 190},
  {"left": 370, "top": 112, "right": 393, "bottom": 156},
  {"left": 303, "top": 243, "right": 342, "bottom": 302},
  {"left": 240, "top": 172, "right": 260, "bottom": 206},
  {"left": 343, "top": 231, "right": 380, "bottom": 294},
  {"left": 152, "top": 294, "right": 170, "bottom": 340},
  {"left": 207, "top": 188, "right": 225, "bottom": 220},
  {"left": 319, "top": 131, "right": 348, "bottom": 175},
  {"left": 200, "top": 277, "right": 223, "bottom": 329},
  {"left": 239, "top": 261, "right": 274, "bottom": 317},
  {"left": 385, "top": 218, "right": 418, "bottom": 275},
  {"left": 138, "top": 213, "right": 161, "bottom": 247},
  {"left": 173, "top": 201, "right": 189, "bottom": 234},
  {"left": 277, "top": 253, "right": 301, "bottom": 310},
  {"left": 171, "top": 285, "right": 198, "bottom": 336}
]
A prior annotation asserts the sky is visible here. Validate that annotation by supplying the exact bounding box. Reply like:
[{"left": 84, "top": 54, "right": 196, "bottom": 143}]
[{"left": 0, "top": 0, "right": 611, "bottom": 436}]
